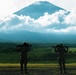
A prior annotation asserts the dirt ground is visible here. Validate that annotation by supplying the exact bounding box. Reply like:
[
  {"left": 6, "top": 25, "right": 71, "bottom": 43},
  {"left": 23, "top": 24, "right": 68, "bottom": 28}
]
[{"left": 0, "top": 66, "right": 76, "bottom": 75}]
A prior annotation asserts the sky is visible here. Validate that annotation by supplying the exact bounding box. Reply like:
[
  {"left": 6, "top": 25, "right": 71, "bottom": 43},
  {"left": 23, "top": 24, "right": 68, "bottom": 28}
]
[
  {"left": 0, "top": 0, "right": 76, "bottom": 34},
  {"left": 0, "top": 0, "right": 76, "bottom": 20}
]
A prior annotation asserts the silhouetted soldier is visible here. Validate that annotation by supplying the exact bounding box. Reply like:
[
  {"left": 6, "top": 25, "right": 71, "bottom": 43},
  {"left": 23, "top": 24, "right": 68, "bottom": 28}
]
[
  {"left": 53, "top": 44, "right": 68, "bottom": 74},
  {"left": 16, "top": 42, "right": 31, "bottom": 74}
]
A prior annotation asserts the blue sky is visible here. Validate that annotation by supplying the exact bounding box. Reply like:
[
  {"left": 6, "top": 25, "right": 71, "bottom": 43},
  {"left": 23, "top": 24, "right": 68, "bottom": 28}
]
[{"left": 0, "top": 0, "right": 76, "bottom": 35}]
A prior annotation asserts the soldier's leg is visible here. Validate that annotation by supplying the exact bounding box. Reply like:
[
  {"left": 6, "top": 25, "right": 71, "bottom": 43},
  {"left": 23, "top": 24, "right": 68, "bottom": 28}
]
[
  {"left": 63, "top": 59, "right": 66, "bottom": 73},
  {"left": 24, "top": 62, "right": 28, "bottom": 74},
  {"left": 20, "top": 61, "right": 23, "bottom": 74},
  {"left": 59, "top": 59, "right": 62, "bottom": 73}
]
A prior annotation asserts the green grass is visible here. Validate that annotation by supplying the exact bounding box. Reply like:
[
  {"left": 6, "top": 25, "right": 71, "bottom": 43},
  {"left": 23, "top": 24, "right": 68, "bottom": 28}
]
[
  {"left": 0, "top": 42, "right": 76, "bottom": 63},
  {"left": 0, "top": 63, "right": 76, "bottom": 75},
  {"left": 69, "top": 48, "right": 76, "bottom": 52},
  {"left": 0, "top": 52, "right": 19, "bottom": 63},
  {"left": 0, "top": 63, "right": 76, "bottom": 67},
  {"left": 0, "top": 43, "right": 76, "bottom": 74},
  {"left": 0, "top": 51, "right": 76, "bottom": 63}
]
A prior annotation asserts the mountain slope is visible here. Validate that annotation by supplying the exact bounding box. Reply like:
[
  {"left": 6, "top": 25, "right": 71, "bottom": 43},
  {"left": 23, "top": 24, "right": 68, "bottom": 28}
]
[
  {"left": 15, "top": 1, "right": 64, "bottom": 19},
  {"left": 0, "top": 30, "right": 76, "bottom": 43},
  {"left": 0, "top": 31, "right": 49, "bottom": 43}
]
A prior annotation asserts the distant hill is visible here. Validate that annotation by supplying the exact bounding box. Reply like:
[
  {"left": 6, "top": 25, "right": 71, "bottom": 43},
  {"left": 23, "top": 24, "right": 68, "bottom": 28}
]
[
  {"left": 0, "top": 30, "right": 76, "bottom": 44},
  {"left": 0, "top": 37, "right": 6, "bottom": 42}
]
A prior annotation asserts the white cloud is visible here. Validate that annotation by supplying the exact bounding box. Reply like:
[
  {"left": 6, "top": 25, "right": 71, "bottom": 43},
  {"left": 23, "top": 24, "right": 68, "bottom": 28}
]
[
  {"left": 35, "top": 12, "right": 59, "bottom": 27},
  {"left": 0, "top": 9, "right": 76, "bottom": 34},
  {"left": 0, "top": 0, "right": 34, "bottom": 20},
  {"left": 64, "top": 8, "right": 76, "bottom": 25},
  {"left": 47, "top": 0, "right": 76, "bottom": 11}
]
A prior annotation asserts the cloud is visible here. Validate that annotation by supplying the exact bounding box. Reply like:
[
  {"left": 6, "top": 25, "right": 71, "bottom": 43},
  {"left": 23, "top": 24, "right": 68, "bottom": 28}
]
[
  {"left": 0, "top": 9, "right": 76, "bottom": 34},
  {"left": 64, "top": 8, "right": 76, "bottom": 25}
]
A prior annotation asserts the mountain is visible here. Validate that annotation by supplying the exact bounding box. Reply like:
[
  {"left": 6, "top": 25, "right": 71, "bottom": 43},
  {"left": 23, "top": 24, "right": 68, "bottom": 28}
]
[
  {"left": 0, "top": 1, "right": 72, "bottom": 44},
  {"left": 15, "top": 1, "right": 64, "bottom": 19}
]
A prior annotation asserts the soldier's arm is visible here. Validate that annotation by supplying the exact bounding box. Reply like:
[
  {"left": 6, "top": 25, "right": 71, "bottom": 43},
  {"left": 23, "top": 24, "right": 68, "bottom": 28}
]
[
  {"left": 65, "top": 46, "right": 68, "bottom": 53},
  {"left": 52, "top": 46, "right": 57, "bottom": 52},
  {"left": 16, "top": 45, "right": 22, "bottom": 52}
]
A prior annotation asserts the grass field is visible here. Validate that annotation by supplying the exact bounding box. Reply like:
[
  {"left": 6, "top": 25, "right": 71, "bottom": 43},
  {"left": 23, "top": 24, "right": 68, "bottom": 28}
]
[
  {"left": 0, "top": 63, "right": 76, "bottom": 75},
  {"left": 0, "top": 43, "right": 76, "bottom": 75}
]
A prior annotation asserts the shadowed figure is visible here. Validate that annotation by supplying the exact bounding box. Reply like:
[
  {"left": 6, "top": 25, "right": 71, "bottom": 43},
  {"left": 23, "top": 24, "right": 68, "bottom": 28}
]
[
  {"left": 16, "top": 42, "right": 31, "bottom": 74},
  {"left": 53, "top": 44, "right": 68, "bottom": 74}
]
